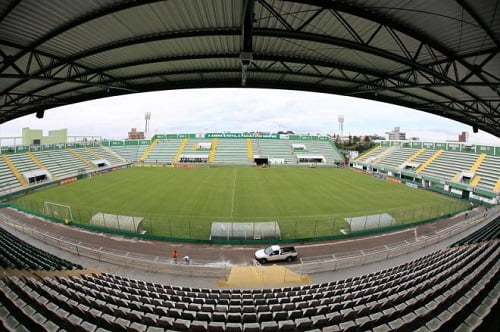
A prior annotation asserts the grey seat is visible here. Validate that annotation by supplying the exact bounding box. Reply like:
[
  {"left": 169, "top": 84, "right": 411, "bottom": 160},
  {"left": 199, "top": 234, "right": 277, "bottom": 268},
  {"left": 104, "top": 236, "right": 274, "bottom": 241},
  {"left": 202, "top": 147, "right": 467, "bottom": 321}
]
[
  {"left": 190, "top": 320, "right": 208, "bottom": 332},
  {"left": 278, "top": 320, "right": 296, "bottom": 331},
  {"left": 208, "top": 321, "right": 226, "bottom": 332},
  {"left": 173, "top": 318, "right": 191, "bottom": 331},
  {"left": 260, "top": 321, "right": 279, "bottom": 332},
  {"left": 226, "top": 322, "right": 243, "bottom": 332}
]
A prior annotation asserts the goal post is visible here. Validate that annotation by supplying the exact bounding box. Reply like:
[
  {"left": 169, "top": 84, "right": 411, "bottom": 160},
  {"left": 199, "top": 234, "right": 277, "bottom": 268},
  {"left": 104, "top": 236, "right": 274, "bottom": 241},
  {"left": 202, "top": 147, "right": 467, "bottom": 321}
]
[{"left": 43, "top": 201, "right": 74, "bottom": 223}]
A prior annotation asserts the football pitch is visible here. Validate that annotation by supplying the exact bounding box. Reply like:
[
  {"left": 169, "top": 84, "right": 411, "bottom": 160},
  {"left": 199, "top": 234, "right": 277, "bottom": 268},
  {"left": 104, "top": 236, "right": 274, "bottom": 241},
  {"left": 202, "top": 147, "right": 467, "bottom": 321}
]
[{"left": 12, "top": 167, "right": 467, "bottom": 240}]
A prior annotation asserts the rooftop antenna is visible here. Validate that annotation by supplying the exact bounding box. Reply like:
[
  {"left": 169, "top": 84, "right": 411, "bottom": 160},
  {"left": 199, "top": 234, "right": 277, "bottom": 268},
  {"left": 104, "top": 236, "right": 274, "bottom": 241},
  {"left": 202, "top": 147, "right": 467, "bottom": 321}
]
[{"left": 145, "top": 112, "right": 151, "bottom": 137}]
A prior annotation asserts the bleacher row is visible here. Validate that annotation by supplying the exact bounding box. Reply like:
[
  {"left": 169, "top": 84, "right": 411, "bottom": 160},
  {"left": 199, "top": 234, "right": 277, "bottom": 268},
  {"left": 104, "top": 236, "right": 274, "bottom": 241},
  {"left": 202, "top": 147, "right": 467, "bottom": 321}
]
[
  {"left": 0, "top": 146, "right": 127, "bottom": 194},
  {"left": 0, "top": 216, "right": 499, "bottom": 331},
  {"left": 450, "top": 215, "right": 500, "bottom": 248},
  {"left": 356, "top": 146, "right": 500, "bottom": 193},
  {"left": 135, "top": 138, "right": 344, "bottom": 165},
  {"left": 0, "top": 139, "right": 343, "bottom": 194},
  {"left": 0, "top": 226, "right": 83, "bottom": 271}
]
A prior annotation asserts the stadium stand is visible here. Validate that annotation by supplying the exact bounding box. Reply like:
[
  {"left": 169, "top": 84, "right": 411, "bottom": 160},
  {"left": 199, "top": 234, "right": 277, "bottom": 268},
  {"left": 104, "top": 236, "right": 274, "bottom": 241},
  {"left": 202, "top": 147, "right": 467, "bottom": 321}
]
[
  {"left": 419, "top": 151, "right": 477, "bottom": 182},
  {"left": 32, "top": 150, "right": 90, "bottom": 179},
  {"left": 143, "top": 139, "right": 183, "bottom": 163},
  {"left": 355, "top": 146, "right": 391, "bottom": 164},
  {"left": 0, "top": 227, "right": 82, "bottom": 271},
  {"left": 0, "top": 209, "right": 498, "bottom": 332},
  {"left": 0, "top": 157, "right": 24, "bottom": 193},
  {"left": 92, "top": 146, "right": 126, "bottom": 165},
  {"left": 181, "top": 138, "right": 215, "bottom": 162},
  {"left": 354, "top": 145, "right": 500, "bottom": 197},
  {"left": 0, "top": 237, "right": 497, "bottom": 331},
  {"left": 304, "top": 140, "right": 344, "bottom": 164},
  {"left": 373, "top": 147, "right": 416, "bottom": 172},
  {"left": 7, "top": 153, "right": 40, "bottom": 179},
  {"left": 450, "top": 216, "right": 500, "bottom": 247},
  {"left": 407, "top": 149, "right": 435, "bottom": 168},
  {"left": 109, "top": 145, "right": 148, "bottom": 163},
  {"left": 475, "top": 155, "right": 500, "bottom": 192},
  {"left": 252, "top": 139, "right": 296, "bottom": 164},
  {"left": 214, "top": 139, "right": 251, "bottom": 164}
]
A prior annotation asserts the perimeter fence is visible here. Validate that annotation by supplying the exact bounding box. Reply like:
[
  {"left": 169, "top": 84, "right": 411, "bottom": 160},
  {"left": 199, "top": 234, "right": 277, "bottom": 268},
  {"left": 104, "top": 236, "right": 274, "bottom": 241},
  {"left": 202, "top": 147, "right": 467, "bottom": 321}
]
[
  {"left": 0, "top": 206, "right": 497, "bottom": 276},
  {"left": 5, "top": 198, "right": 469, "bottom": 244}
]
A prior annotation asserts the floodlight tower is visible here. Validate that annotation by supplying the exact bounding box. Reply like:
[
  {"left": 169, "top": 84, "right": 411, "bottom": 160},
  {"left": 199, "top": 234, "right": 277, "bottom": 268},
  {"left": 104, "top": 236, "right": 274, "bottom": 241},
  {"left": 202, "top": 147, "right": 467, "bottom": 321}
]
[
  {"left": 144, "top": 112, "right": 151, "bottom": 137},
  {"left": 338, "top": 115, "right": 344, "bottom": 138}
]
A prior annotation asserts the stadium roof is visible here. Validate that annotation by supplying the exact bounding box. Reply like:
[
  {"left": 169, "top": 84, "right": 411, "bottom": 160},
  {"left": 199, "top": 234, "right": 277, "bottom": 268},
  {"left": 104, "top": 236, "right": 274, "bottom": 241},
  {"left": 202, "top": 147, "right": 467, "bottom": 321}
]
[{"left": 0, "top": 0, "right": 499, "bottom": 137}]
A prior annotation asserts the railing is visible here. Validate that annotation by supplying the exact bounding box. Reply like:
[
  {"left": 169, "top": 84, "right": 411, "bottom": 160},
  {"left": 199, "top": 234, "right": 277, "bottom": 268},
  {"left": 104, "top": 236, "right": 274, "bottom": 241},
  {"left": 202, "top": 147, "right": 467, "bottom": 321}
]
[
  {"left": 290, "top": 207, "right": 499, "bottom": 274},
  {"left": 0, "top": 211, "right": 232, "bottom": 278},
  {"left": 0, "top": 206, "right": 497, "bottom": 278}
]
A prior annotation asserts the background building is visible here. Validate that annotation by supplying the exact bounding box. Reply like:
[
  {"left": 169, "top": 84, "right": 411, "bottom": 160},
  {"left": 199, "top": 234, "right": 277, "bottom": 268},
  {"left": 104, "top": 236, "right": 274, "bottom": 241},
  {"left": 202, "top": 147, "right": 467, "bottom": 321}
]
[
  {"left": 386, "top": 127, "right": 406, "bottom": 140},
  {"left": 459, "top": 131, "right": 469, "bottom": 142},
  {"left": 22, "top": 127, "right": 67, "bottom": 146},
  {"left": 128, "top": 128, "right": 145, "bottom": 139}
]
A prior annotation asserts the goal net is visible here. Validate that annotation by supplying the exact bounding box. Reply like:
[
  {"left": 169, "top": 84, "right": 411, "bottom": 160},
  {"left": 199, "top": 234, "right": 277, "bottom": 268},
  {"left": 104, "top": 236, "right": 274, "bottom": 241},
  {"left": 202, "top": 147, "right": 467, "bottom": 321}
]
[{"left": 44, "top": 202, "right": 73, "bottom": 223}]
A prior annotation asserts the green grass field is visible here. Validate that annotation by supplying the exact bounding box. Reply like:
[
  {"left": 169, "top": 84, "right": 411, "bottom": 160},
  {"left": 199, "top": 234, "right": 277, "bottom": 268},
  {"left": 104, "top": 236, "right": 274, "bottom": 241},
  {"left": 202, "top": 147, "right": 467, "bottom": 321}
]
[{"left": 12, "top": 167, "right": 467, "bottom": 239}]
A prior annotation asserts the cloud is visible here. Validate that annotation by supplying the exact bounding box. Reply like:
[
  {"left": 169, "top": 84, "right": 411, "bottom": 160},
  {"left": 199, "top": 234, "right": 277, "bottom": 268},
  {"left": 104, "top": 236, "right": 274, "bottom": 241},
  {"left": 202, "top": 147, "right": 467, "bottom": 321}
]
[{"left": 1, "top": 88, "right": 499, "bottom": 144}]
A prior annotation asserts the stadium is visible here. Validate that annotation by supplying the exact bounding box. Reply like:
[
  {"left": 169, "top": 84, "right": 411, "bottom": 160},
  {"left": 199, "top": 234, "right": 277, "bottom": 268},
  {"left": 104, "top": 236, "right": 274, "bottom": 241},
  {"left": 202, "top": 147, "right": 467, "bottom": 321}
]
[{"left": 0, "top": 1, "right": 499, "bottom": 331}]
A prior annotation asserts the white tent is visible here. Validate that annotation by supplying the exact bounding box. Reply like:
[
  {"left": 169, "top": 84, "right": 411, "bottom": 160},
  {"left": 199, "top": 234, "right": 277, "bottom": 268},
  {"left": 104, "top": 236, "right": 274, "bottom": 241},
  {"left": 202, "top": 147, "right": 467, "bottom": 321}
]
[
  {"left": 90, "top": 212, "right": 144, "bottom": 233},
  {"left": 344, "top": 213, "right": 396, "bottom": 232},
  {"left": 197, "top": 142, "right": 212, "bottom": 150},
  {"left": 292, "top": 143, "right": 306, "bottom": 150},
  {"left": 210, "top": 221, "right": 281, "bottom": 240}
]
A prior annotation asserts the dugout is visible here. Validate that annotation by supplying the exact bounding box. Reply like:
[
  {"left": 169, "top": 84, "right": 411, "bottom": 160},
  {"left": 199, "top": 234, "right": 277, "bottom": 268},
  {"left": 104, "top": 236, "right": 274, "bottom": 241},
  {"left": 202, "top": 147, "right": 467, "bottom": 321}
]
[
  {"left": 23, "top": 169, "right": 52, "bottom": 184},
  {"left": 253, "top": 155, "right": 269, "bottom": 166},
  {"left": 90, "top": 212, "right": 145, "bottom": 233},
  {"left": 179, "top": 154, "right": 208, "bottom": 163},
  {"left": 400, "top": 162, "right": 420, "bottom": 172},
  {"left": 297, "top": 155, "right": 326, "bottom": 163},
  {"left": 91, "top": 159, "right": 110, "bottom": 168},
  {"left": 344, "top": 213, "right": 396, "bottom": 232},
  {"left": 210, "top": 221, "right": 281, "bottom": 240}
]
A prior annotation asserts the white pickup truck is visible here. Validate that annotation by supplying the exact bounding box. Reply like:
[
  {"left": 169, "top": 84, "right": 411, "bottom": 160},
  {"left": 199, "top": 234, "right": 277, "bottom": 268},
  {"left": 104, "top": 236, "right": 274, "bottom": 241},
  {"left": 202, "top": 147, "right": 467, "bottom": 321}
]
[{"left": 254, "top": 245, "right": 298, "bottom": 264}]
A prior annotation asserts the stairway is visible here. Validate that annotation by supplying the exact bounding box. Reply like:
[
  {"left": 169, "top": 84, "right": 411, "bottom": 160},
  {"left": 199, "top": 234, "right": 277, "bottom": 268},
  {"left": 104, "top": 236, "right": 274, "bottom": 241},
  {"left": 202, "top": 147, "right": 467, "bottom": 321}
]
[
  {"left": 405, "top": 148, "right": 426, "bottom": 163},
  {"left": 415, "top": 149, "right": 444, "bottom": 173},
  {"left": 1, "top": 154, "right": 28, "bottom": 187},
  {"left": 494, "top": 179, "right": 500, "bottom": 192},
  {"left": 355, "top": 145, "right": 380, "bottom": 161},
  {"left": 208, "top": 139, "right": 218, "bottom": 163},
  {"left": 371, "top": 146, "right": 396, "bottom": 164},
  {"left": 469, "top": 153, "right": 487, "bottom": 173},
  {"left": 101, "top": 146, "right": 126, "bottom": 163},
  {"left": 174, "top": 138, "right": 189, "bottom": 162},
  {"left": 246, "top": 138, "right": 253, "bottom": 160},
  {"left": 85, "top": 147, "right": 103, "bottom": 159},
  {"left": 27, "top": 151, "right": 56, "bottom": 180},
  {"left": 139, "top": 139, "right": 158, "bottom": 162},
  {"left": 470, "top": 176, "right": 481, "bottom": 186},
  {"left": 68, "top": 149, "right": 95, "bottom": 168}
]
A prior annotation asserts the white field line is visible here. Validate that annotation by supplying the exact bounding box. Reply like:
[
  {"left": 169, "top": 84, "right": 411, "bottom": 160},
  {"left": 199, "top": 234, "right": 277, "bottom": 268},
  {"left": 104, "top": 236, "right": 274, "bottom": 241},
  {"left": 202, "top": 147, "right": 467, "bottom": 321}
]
[{"left": 230, "top": 169, "right": 237, "bottom": 217}]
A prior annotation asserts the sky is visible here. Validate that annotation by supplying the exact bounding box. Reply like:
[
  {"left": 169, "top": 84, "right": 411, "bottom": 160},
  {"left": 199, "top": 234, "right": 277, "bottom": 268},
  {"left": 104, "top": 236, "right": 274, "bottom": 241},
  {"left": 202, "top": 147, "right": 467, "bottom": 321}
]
[{"left": 1, "top": 88, "right": 499, "bottom": 145}]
